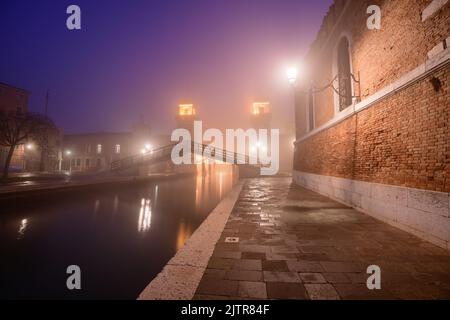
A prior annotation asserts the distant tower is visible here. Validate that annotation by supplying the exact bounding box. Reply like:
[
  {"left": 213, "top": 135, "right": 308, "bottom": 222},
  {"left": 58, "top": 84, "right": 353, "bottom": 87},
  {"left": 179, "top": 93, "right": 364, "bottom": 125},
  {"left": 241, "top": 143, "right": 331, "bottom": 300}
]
[
  {"left": 251, "top": 102, "right": 271, "bottom": 130},
  {"left": 176, "top": 103, "right": 197, "bottom": 135}
]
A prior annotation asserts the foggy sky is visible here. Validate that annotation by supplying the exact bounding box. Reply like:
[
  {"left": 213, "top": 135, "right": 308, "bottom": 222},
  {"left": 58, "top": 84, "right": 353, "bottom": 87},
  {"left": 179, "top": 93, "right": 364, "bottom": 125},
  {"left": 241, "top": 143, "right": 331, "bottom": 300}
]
[{"left": 0, "top": 0, "right": 333, "bottom": 135}]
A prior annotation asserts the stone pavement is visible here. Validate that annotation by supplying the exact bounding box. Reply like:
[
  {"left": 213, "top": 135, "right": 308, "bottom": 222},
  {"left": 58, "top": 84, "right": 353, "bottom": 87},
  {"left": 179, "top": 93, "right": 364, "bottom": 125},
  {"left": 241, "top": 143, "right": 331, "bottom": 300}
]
[{"left": 193, "top": 178, "right": 450, "bottom": 300}]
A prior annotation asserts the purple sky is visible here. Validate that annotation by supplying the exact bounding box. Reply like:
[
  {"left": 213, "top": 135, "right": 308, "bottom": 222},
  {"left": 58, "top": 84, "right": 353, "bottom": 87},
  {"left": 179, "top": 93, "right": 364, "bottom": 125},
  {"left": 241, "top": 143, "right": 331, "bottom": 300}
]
[{"left": 0, "top": 0, "right": 332, "bottom": 134}]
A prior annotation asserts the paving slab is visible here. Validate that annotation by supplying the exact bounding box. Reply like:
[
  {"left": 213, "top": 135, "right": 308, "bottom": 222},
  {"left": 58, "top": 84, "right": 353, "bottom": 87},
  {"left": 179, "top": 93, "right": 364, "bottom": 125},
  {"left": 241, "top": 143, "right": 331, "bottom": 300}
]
[{"left": 193, "top": 178, "right": 450, "bottom": 300}]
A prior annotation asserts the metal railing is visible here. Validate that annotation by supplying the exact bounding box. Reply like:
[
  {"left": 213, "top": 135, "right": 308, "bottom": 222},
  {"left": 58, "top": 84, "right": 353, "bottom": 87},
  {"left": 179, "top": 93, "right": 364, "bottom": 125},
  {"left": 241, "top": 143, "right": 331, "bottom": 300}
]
[{"left": 110, "top": 141, "right": 264, "bottom": 172}]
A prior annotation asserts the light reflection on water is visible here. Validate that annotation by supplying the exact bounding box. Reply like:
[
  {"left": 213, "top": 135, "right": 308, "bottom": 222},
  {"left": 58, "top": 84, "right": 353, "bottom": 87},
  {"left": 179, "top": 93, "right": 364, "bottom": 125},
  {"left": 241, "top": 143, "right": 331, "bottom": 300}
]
[
  {"left": 176, "top": 221, "right": 192, "bottom": 251},
  {"left": 138, "top": 198, "right": 152, "bottom": 232},
  {"left": 0, "top": 164, "right": 237, "bottom": 299},
  {"left": 17, "top": 218, "right": 28, "bottom": 239}
]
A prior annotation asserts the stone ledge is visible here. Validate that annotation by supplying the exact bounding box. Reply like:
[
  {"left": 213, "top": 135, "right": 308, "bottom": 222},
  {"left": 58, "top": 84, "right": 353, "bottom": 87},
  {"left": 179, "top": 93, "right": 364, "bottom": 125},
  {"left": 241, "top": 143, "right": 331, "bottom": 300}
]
[
  {"left": 293, "top": 171, "right": 450, "bottom": 250},
  {"left": 422, "top": 0, "right": 449, "bottom": 22},
  {"left": 138, "top": 181, "right": 244, "bottom": 300}
]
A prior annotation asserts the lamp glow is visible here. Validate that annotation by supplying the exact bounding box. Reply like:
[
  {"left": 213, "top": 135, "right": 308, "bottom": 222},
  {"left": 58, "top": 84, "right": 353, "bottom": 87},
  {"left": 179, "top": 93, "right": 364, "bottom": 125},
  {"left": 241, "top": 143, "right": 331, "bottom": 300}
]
[{"left": 287, "top": 67, "right": 298, "bottom": 85}]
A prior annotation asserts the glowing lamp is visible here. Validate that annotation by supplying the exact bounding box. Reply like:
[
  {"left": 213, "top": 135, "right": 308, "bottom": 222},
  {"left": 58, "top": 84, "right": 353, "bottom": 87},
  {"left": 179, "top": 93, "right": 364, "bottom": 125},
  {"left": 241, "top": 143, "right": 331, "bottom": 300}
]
[{"left": 287, "top": 67, "right": 298, "bottom": 85}]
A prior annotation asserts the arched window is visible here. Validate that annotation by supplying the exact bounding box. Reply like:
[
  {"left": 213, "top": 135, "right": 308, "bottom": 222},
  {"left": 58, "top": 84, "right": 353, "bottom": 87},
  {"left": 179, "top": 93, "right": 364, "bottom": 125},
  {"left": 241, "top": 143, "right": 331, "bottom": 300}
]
[{"left": 337, "top": 37, "right": 353, "bottom": 111}]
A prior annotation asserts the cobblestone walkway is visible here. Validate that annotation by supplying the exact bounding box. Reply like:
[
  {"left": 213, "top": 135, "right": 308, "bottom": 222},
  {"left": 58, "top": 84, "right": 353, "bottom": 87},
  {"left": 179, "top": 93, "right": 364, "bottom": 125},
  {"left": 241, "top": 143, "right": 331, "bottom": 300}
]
[{"left": 193, "top": 178, "right": 450, "bottom": 300}]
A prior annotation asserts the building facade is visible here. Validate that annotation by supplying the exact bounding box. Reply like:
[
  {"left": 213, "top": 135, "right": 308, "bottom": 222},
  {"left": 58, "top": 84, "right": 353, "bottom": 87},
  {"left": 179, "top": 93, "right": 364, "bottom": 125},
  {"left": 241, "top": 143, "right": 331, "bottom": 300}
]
[
  {"left": 61, "top": 119, "right": 171, "bottom": 172},
  {"left": 62, "top": 132, "right": 134, "bottom": 172},
  {"left": 0, "top": 82, "right": 30, "bottom": 171},
  {"left": 293, "top": 0, "right": 450, "bottom": 249}
]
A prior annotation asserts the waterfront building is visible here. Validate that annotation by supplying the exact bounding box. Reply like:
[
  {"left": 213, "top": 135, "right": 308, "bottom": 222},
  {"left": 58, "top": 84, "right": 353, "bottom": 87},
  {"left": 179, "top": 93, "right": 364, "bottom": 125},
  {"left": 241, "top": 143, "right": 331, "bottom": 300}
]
[{"left": 292, "top": 0, "right": 450, "bottom": 248}]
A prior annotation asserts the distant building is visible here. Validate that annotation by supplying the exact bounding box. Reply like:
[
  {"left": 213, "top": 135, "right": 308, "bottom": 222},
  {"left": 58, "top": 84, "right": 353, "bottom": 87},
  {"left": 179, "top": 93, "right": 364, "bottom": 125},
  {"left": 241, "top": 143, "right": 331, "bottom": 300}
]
[
  {"left": 0, "top": 82, "right": 30, "bottom": 171},
  {"left": 61, "top": 119, "right": 172, "bottom": 172},
  {"left": 250, "top": 101, "right": 294, "bottom": 173},
  {"left": 24, "top": 126, "right": 63, "bottom": 172},
  {"left": 176, "top": 103, "right": 197, "bottom": 135},
  {"left": 0, "top": 82, "right": 29, "bottom": 114},
  {"left": 251, "top": 102, "right": 271, "bottom": 129},
  {"left": 62, "top": 132, "right": 134, "bottom": 172}
]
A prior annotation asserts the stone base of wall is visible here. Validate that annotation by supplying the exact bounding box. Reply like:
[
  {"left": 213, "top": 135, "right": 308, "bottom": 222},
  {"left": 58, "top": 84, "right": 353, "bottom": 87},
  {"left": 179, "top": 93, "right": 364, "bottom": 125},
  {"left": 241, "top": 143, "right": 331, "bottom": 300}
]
[{"left": 293, "top": 171, "right": 450, "bottom": 250}]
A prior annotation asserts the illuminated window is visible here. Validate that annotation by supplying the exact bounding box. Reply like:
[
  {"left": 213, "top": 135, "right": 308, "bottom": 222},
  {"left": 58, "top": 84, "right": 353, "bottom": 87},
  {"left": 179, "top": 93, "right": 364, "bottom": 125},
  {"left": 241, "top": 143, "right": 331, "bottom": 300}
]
[
  {"left": 252, "top": 102, "right": 270, "bottom": 115},
  {"left": 97, "top": 144, "right": 102, "bottom": 154},
  {"left": 178, "top": 104, "right": 195, "bottom": 116},
  {"left": 115, "top": 144, "right": 121, "bottom": 154}
]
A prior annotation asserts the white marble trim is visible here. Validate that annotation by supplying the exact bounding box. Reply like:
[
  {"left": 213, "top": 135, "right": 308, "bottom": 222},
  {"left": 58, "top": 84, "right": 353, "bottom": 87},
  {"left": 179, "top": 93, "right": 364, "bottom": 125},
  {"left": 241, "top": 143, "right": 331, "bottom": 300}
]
[{"left": 293, "top": 171, "right": 450, "bottom": 250}]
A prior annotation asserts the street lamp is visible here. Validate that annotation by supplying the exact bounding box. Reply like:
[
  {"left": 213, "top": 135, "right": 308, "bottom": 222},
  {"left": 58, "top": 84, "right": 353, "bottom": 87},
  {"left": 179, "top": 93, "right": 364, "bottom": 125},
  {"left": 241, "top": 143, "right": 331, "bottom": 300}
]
[
  {"left": 26, "top": 143, "right": 34, "bottom": 150},
  {"left": 287, "top": 67, "right": 298, "bottom": 86},
  {"left": 65, "top": 150, "right": 72, "bottom": 172}
]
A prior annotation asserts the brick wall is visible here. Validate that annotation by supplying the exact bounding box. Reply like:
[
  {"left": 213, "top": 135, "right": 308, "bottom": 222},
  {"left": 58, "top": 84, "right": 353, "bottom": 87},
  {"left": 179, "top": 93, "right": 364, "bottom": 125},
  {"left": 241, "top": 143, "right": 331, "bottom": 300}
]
[
  {"left": 0, "top": 82, "right": 29, "bottom": 113},
  {"left": 295, "top": 65, "right": 450, "bottom": 192},
  {"left": 294, "top": 0, "right": 450, "bottom": 193},
  {"left": 299, "top": 0, "right": 450, "bottom": 126}
]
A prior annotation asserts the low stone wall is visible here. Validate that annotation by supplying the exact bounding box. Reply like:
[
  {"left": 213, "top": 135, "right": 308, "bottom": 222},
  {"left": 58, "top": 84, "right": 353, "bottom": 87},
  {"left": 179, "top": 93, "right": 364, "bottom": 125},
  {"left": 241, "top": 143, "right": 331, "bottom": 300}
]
[
  {"left": 293, "top": 171, "right": 450, "bottom": 250},
  {"left": 138, "top": 181, "right": 244, "bottom": 300}
]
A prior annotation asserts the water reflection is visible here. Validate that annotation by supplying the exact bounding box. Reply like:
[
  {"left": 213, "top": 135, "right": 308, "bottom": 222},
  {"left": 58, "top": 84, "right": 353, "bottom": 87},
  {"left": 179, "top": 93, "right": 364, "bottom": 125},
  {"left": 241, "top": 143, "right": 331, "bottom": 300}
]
[
  {"left": 17, "top": 218, "right": 28, "bottom": 239},
  {"left": 0, "top": 165, "right": 237, "bottom": 299},
  {"left": 154, "top": 185, "right": 159, "bottom": 207},
  {"left": 138, "top": 198, "right": 152, "bottom": 232},
  {"left": 92, "top": 199, "right": 100, "bottom": 221},
  {"left": 194, "top": 164, "right": 236, "bottom": 211},
  {"left": 176, "top": 221, "right": 192, "bottom": 251},
  {"left": 113, "top": 195, "right": 119, "bottom": 214}
]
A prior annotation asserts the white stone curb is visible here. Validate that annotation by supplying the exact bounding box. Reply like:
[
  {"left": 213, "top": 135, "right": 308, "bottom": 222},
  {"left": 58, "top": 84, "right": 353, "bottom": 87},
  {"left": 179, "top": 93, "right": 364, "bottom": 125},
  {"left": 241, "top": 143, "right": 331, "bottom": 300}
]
[{"left": 138, "top": 180, "right": 244, "bottom": 300}]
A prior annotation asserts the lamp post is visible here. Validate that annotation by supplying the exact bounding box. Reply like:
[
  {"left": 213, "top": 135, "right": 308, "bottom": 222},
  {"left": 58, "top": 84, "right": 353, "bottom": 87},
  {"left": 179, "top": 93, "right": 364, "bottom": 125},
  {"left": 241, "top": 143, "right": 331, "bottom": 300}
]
[
  {"left": 24, "top": 143, "right": 35, "bottom": 171},
  {"left": 287, "top": 67, "right": 299, "bottom": 147},
  {"left": 65, "top": 150, "right": 72, "bottom": 172}
]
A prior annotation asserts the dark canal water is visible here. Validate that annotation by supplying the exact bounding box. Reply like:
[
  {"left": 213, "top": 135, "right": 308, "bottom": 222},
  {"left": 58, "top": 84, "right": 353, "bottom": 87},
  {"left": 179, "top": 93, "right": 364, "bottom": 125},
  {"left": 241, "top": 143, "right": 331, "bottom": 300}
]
[{"left": 0, "top": 166, "right": 237, "bottom": 299}]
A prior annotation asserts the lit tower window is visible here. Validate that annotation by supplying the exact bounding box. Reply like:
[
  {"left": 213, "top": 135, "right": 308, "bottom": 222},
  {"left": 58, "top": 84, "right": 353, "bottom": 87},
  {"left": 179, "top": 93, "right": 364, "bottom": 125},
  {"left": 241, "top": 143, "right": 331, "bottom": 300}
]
[
  {"left": 251, "top": 101, "right": 272, "bottom": 130},
  {"left": 252, "top": 102, "right": 270, "bottom": 115},
  {"left": 178, "top": 104, "right": 196, "bottom": 116}
]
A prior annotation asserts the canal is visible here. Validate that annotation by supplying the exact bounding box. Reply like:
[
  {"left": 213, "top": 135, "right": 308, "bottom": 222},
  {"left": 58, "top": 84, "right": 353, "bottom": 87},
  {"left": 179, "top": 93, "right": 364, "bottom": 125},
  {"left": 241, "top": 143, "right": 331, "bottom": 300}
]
[{"left": 0, "top": 165, "right": 237, "bottom": 299}]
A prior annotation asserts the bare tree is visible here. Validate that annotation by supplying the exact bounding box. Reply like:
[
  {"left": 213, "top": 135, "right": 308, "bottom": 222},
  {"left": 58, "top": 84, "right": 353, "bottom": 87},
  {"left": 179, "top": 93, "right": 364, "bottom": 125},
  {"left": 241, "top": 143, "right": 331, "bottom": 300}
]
[{"left": 0, "top": 110, "right": 55, "bottom": 179}]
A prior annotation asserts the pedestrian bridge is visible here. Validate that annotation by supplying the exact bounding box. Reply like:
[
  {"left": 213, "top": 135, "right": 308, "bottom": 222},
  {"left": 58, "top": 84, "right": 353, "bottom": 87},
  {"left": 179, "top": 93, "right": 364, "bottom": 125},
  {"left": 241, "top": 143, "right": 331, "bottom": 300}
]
[{"left": 110, "top": 141, "right": 264, "bottom": 172}]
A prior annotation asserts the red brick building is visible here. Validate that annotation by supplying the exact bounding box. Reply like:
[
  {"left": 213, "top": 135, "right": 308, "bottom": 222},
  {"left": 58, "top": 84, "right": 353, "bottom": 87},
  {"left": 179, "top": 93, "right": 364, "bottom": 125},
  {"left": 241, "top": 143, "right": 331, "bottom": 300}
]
[
  {"left": 293, "top": 0, "right": 450, "bottom": 249},
  {"left": 0, "top": 82, "right": 30, "bottom": 171}
]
